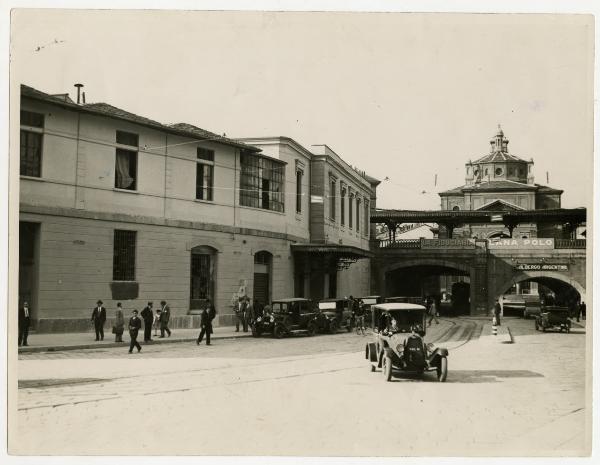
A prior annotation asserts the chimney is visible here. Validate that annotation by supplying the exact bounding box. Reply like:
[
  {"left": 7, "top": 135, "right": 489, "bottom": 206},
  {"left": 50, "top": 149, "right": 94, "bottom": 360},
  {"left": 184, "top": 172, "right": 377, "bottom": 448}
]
[
  {"left": 82, "top": 92, "right": 86, "bottom": 104},
  {"left": 74, "top": 83, "right": 84, "bottom": 104}
]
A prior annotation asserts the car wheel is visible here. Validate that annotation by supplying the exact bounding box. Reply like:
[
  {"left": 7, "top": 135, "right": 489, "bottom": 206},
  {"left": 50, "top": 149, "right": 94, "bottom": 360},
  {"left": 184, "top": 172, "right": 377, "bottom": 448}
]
[
  {"left": 437, "top": 357, "right": 448, "bottom": 382},
  {"left": 382, "top": 355, "right": 392, "bottom": 381},
  {"left": 306, "top": 322, "right": 316, "bottom": 337},
  {"left": 273, "top": 325, "right": 284, "bottom": 339}
]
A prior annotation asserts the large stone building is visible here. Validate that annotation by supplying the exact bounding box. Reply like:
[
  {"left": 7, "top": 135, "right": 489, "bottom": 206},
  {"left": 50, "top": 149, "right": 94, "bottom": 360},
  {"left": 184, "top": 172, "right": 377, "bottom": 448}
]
[
  {"left": 439, "top": 126, "right": 564, "bottom": 239},
  {"left": 18, "top": 84, "right": 377, "bottom": 332}
]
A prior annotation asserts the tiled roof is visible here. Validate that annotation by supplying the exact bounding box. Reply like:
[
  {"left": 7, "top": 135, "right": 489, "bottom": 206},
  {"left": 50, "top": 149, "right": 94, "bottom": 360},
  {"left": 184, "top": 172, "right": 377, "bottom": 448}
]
[
  {"left": 440, "top": 180, "right": 563, "bottom": 196},
  {"left": 472, "top": 151, "right": 528, "bottom": 163},
  {"left": 21, "top": 84, "right": 259, "bottom": 151},
  {"left": 463, "top": 180, "right": 537, "bottom": 191}
]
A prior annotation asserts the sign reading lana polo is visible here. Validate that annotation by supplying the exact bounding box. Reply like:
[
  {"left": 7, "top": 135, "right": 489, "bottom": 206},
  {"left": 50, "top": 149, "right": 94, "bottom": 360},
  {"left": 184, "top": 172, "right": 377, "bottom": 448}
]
[{"left": 488, "top": 238, "right": 555, "bottom": 249}]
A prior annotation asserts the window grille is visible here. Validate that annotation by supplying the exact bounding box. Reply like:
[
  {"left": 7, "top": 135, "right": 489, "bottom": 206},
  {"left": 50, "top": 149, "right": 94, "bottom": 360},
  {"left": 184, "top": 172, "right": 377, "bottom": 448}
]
[{"left": 113, "top": 230, "right": 136, "bottom": 281}]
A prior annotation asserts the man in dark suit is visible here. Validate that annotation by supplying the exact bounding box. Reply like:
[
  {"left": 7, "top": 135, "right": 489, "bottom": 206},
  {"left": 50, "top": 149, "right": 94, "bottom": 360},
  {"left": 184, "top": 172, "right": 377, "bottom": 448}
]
[
  {"left": 140, "top": 301, "right": 154, "bottom": 342},
  {"left": 19, "top": 301, "right": 31, "bottom": 346},
  {"left": 128, "top": 309, "right": 142, "bottom": 353},
  {"left": 91, "top": 300, "right": 107, "bottom": 341},
  {"left": 159, "top": 300, "right": 171, "bottom": 338},
  {"left": 196, "top": 298, "right": 216, "bottom": 345}
]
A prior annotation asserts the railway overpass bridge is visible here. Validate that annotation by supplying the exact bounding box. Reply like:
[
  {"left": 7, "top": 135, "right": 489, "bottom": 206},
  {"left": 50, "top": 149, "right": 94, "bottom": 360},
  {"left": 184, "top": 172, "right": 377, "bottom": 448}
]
[{"left": 370, "top": 209, "right": 587, "bottom": 315}]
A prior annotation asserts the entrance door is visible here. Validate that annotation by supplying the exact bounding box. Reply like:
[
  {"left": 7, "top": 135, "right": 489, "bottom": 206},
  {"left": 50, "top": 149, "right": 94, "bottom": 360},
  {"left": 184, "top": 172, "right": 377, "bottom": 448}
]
[
  {"left": 190, "top": 246, "right": 215, "bottom": 312},
  {"left": 253, "top": 251, "right": 272, "bottom": 306},
  {"left": 19, "top": 222, "right": 39, "bottom": 319}
]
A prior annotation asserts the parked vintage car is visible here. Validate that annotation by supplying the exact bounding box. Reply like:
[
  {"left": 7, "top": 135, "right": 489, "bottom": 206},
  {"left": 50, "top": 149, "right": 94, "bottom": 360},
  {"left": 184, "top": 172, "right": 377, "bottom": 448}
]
[
  {"left": 356, "top": 296, "right": 382, "bottom": 327},
  {"left": 251, "top": 306, "right": 275, "bottom": 337},
  {"left": 365, "top": 303, "right": 449, "bottom": 382},
  {"left": 317, "top": 298, "right": 354, "bottom": 333},
  {"left": 270, "top": 298, "right": 319, "bottom": 338},
  {"left": 535, "top": 306, "right": 571, "bottom": 333}
]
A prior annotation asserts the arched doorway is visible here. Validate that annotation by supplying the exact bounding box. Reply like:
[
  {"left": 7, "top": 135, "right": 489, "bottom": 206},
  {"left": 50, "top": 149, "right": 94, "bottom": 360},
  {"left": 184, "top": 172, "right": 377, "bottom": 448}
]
[
  {"left": 189, "top": 245, "right": 217, "bottom": 314},
  {"left": 253, "top": 251, "right": 272, "bottom": 307}
]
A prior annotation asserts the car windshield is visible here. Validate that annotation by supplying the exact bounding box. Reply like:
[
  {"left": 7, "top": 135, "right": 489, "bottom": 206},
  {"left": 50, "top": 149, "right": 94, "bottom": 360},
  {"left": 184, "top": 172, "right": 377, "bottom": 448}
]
[
  {"left": 272, "top": 303, "right": 290, "bottom": 313},
  {"left": 362, "top": 298, "right": 377, "bottom": 305},
  {"left": 318, "top": 302, "right": 337, "bottom": 310},
  {"left": 381, "top": 310, "right": 424, "bottom": 332}
]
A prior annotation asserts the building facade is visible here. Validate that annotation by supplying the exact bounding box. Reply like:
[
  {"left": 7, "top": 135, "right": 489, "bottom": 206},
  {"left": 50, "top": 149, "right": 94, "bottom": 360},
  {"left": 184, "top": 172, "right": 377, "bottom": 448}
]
[{"left": 18, "top": 85, "right": 377, "bottom": 331}]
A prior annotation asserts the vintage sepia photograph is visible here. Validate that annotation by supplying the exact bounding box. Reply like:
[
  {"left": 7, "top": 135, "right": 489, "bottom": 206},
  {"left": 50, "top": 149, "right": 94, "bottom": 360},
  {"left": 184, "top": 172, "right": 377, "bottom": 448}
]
[{"left": 4, "top": 5, "right": 596, "bottom": 460}]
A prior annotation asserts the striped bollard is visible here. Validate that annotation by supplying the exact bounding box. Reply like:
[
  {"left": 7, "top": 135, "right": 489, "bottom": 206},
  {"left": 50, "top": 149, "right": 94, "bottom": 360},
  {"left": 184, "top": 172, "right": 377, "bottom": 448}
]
[{"left": 492, "top": 316, "right": 498, "bottom": 336}]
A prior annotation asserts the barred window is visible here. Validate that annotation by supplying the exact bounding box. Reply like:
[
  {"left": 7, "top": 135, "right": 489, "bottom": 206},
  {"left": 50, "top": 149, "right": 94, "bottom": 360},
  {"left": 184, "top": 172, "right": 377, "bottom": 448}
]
[
  {"left": 240, "top": 153, "right": 285, "bottom": 213},
  {"left": 113, "top": 230, "right": 136, "bottom": 281},
  {"left": 196, "top": 147, "right": 214, "bottom": 201},
  {"left": 20, "top": 110, "right": 44, "bottom": 177},
  {"left": 190, "top": 253, "right": 211, "bottom": 300},
  {"left": 329, "top": 179, "right": 336, "bottom": 220}
]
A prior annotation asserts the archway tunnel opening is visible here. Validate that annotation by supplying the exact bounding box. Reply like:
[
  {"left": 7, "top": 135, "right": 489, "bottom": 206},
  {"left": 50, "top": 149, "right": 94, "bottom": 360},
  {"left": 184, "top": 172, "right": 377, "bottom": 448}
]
[
  {"left": 498, "top": 277, "right": 583, "bottom": 318},
  {"left": 385, "top": 265, "right": 470, "bottom": 316}
]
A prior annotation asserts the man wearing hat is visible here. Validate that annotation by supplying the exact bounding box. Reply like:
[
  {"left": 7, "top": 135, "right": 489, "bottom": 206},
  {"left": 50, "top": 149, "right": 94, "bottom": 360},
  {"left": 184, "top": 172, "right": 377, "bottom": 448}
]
[
  {"left": 140, "top": 301, "right": 154, "bottom": 342},
  {"left": 18, "top": 301, "right": 31, "bottom": 346},
  {"left": 159, "top": 300, "right": 171, "bottom": 338},
  {"left": 91, "top": 300, "right": 107, "bottom": 341}
]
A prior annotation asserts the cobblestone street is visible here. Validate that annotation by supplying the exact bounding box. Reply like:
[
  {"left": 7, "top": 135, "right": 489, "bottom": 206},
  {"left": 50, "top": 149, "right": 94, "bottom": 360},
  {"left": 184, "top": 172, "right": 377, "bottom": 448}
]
[{"left": 13, "top": 317, "right": 588, "bottom": 456}]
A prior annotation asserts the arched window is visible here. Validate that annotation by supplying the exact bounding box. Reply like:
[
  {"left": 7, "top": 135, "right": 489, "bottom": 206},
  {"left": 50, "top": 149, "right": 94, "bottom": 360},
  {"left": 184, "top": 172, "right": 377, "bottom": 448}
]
[{"left": 452, "top": 205, "right": 460, "bottom": 211}]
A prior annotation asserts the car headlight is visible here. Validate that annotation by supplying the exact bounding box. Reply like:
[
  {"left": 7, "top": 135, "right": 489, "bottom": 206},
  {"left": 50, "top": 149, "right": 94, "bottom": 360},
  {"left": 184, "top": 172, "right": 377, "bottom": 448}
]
[{"left": 257, "top": 317, "right": 262, "bottom": 322}]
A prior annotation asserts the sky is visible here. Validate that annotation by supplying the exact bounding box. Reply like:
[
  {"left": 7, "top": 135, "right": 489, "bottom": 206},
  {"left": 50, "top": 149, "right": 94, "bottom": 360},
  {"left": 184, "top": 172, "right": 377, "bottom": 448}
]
[{"left": 9, "top": 10, "right": 594, "bottom": 210}]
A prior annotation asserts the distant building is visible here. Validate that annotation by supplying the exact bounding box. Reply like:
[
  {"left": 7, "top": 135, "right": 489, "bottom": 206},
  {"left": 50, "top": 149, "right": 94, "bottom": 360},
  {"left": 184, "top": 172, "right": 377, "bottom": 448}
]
[
  {"left": 18, "top": 84, "right": 377, "bottom": 332},
  {"left": 438, "top": 126, "right": 565, "bottom": 239}
]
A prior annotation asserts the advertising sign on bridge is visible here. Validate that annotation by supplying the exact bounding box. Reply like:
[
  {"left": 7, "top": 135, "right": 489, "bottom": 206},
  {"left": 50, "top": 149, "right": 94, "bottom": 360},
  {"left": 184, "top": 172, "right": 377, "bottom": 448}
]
[
  {"left": 515, "top": 263, "right": 568, "bottom": 271},
  {"left": 488, "top": 238, "right": 554, "bottom": 249}
]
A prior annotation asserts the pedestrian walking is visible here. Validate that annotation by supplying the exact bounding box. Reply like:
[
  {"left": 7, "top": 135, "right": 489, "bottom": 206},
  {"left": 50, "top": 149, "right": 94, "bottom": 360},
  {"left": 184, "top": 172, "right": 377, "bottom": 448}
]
[
  {"left": 196, "top": 298, "right": 216, "bottom": 345},
  {"left": 427, "top": 298, "right": 439, "bottom": 326},
  {"left": 580, "top": 301, "right": 586, "bottom": 320},
  {"left": 113, "top": 303, "right": 125, "bottom": 343},
  {"left": 141, "top": 301, "right": 154, "bottom": 342},
  {"left": 493, "top": 299, "right": 502, "bottom": 326},
  {"left": 128, "top": 309, "right": 142, "bottom": 353},
  {"left": 18, "top": 301, "right": 31, "bottom": 346},
  {"left": 159, "top": 300, "right": 171, "bottom": 338},
  {"left": 91, "top": 300, "right": 107, "bottom": 341},
  {"left": 153, "top": 308, "right": 161, "bottom": 336},
  {"left": 355, "top": 299, "right": 366, "bottom": 335}
]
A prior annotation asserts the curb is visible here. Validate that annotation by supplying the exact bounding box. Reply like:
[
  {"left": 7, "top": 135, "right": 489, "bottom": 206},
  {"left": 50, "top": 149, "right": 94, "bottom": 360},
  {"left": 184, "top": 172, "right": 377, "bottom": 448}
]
[{"left": 18, "top": 332, "right": 253, "bottom": 354}]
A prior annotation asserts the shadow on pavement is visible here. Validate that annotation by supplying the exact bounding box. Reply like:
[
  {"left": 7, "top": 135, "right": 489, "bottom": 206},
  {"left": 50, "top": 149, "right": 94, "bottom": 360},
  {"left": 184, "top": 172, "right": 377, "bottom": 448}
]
[{"left": 446, "top": 369, "right": 544, "bottom": 383}]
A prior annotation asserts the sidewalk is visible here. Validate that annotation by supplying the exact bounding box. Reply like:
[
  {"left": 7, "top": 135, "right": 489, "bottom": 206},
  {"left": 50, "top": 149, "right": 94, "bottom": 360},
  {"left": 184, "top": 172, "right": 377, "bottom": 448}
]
[{"left": 18, "top": 326, "right": 252, "bottom": 353}]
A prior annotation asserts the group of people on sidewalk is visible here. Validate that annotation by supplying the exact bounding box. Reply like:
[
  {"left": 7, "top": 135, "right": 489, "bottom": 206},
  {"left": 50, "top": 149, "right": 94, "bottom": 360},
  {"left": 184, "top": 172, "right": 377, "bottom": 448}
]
[
  {"left": 91, "top": 299, "right": 172, "bottom": 353},
  {"left": 232, "top": 295, "right": 265, "bottom": 333}
]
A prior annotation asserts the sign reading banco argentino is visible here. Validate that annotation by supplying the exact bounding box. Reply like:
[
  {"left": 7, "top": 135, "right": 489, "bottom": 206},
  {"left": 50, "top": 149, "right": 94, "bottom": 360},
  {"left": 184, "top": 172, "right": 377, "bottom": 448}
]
[
  {"left": 515, "top": 263, "right": 569, "bottom": 271},
  {"left": 488, "top": 238, "right": 554, "bottom": 249}
]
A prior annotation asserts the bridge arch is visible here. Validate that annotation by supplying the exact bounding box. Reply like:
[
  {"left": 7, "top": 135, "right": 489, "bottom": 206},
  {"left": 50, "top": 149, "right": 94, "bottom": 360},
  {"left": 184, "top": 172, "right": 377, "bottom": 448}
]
[
  {"left": 382, "top": 258, "right": 473, "bottom": 276},
  {"left": 490, "top": 271, "right": 586, "bottom": 301}
]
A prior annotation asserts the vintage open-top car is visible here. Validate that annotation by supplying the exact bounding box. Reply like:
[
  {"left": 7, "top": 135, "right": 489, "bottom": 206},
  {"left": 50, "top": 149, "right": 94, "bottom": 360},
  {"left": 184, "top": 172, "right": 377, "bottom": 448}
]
[
  {"left": 535, "top": 306, "right": 571, "bottom": 333},
  {"left": 365, "top": 303, "right": 449, "bottom": 382},
  {"left": 270, "top": 298, "right": 319, "bottom": 338},
  {"left": 317, "top": 298, "right": 354, "bottom": 333}
]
